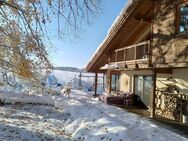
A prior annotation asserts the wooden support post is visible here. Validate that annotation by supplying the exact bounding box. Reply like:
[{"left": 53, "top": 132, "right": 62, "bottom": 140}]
[
  {"left": 150, "top": 69, "right": 156, "bottom": 118},
  {"left": 102, "top": 73, "right": 105, "bottom": 90},
  {"left": 149, "top": 0, "right": 154, "bottom": 67},
  {"left": 94, "top": 72, "right": 98, "bottom": 96},
  {"left": 134, "top": 46, "right": 137, "bottom": 67},
  {"left": 107, "top": 57, "right": 111, "bottom": 94},
  {"left": 123, "top": 50, "right": 126, "bottom": 61},
  {"left": 107, "top": 69, "right": 111, "bottom": 94},
  {"left": 115, "top": 52, "right": 117, "bottom": 62}
]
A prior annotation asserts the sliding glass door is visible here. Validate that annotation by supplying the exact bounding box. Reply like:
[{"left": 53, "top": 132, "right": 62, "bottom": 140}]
[
  {"left": 111, "top": 74, "right": 120, "bottom": 92},
  {"left": 134, "top": 75, "right": 153, "bottom": 108}
]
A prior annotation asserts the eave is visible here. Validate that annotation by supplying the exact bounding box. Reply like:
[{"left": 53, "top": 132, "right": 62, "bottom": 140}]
[{"left": 86, "top": 0, "right": 153, "bottom": 72}]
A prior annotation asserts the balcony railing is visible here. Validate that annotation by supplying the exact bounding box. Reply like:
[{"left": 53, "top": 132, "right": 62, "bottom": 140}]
[{"left": 111, "top": 40, "right": 150, "bottom": 64}]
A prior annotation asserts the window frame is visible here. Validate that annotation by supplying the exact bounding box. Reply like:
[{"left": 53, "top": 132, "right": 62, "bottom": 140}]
[{"left": 176, "top": 1, "right": 188, "bottom": 35}]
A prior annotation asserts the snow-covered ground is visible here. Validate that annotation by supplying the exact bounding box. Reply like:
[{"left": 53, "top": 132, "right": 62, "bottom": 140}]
[{"left": 0, "top": 90, "right": 187, "bottom": 141}]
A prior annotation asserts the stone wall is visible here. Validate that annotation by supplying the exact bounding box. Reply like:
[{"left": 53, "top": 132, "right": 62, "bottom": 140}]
[{"left": 152, "top": 0, "right": 188, "bottom": 67}]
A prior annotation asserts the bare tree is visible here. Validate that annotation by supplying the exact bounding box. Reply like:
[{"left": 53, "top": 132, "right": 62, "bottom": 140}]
[{"left": 0, "top": 0, "right": 101, "bottom": 81}]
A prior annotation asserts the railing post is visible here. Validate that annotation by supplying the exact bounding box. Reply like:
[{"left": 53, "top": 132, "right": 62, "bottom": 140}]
[
  {"left": 149, "top": 40, "right": 152, "bottom": 67},
  {"left": 102, "top": 73, "right": 105, "bottom": 90},
  {"left": 106, "top": 57, "right": 111, "bottom": 94},
  {"left": 124, "top": 50, "right": 126, "bottom": 61},
  {"left": 134, "top": 45, "right": 137, "bottom": 66}
]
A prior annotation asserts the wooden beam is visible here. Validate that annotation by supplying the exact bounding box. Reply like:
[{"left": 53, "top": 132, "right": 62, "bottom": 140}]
[
  {"left": 102, "top": 73, "right": 105, "bottom": 90},
  {"left": 116, "top": 19, "right": 145, "bottom": 51},
  {"left": 107, "top": 57, "right": 111, "bottom": 94},
  {"left": 150, "top": 69, "right": 156, "bottom": 118},
  {"left": 156, "top": 68, "right": 173, "bottom": 74},
  {"left": 134, "top": 44, "right": 137, "bottom": 67},
  {"left": 115, "top": 51, "right": 117, "bottom": 62},
  {"left": 147, "top": 0, "right": 158, "bottom": 5},
  {"left": 132, "top": 16, "right": 151, "bottom": 23},
  {"left": 134, "top": 27, "right": 151, "bottom": 43},
  {"left": 94, "top": 72, "right": 98, "bottom": 96}
]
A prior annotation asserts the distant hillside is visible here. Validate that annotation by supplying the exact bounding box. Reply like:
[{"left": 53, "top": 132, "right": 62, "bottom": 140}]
[{"left": 53, "top": 67, "right": 86, "bottom": 73}]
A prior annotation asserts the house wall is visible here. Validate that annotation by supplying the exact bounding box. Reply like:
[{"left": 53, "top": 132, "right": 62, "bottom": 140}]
[
  {"left": 156, "top": 73, "right": 172, "bottom": 90},
  {"left": 173, "top": 68, "right": 188, "bottom": 93},
  {"left": 119, "top": 70, "right": 153, "bottom": 93},
  {"left": 156, "top": 68, "right": 188, "bottom": 93},
  {"left": 173, "top": 69, "right": 188, "bottom": 117},
  {"left": 152, "top": 0, "right": 188, "bottom": 67},
  {"left": 119, "top": 68, "right": 188, "bottom": 120},
  {"left": 120, "top": 70, "right": 174, "bottom": 94},
  {"left": 119, "top": 69, "right": 188, "bottom": 94},
  {"left": 156, "top": 68, "right": 188, "bottom": 120},
  {"left": 101, "top": 0, "right": 188, "bottom": 121}
]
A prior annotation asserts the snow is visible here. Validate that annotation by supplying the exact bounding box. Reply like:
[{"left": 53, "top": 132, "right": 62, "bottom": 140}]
[
  {"left": 0, "top": 91, "right": 55, "bottom": 105},
  {"left": 0, "top": 70, "right": 104, "bottom": 95},
  {"left": 0, "top": 90, "right": 187, "bottom": 141},
  {"left": 51, "top": 70, "right": 104, "bottom": 94}
]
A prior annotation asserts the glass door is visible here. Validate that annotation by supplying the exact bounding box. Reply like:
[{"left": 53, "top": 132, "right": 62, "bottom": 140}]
[
  {"left": 134, "top": 75, "right": 153, "bottom": 108},
  {"left": 111, "top": 74, "right": 120, "bottom": 92}
]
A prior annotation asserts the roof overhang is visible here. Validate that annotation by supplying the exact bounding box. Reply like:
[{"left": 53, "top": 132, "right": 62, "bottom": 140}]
[{"left": 86, "top": 0, "right": 154, "bottom": 72}]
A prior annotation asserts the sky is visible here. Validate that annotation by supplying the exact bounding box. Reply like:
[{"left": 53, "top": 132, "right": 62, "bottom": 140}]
[{"left": 49, "top": 0, "right": 127, "bottom": 69}]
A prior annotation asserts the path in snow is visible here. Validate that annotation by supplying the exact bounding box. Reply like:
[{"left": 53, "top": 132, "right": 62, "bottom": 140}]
[
  {"left": 0, "top": 90, "right": 187, "bottom": 141},
  {"left": 60, "top": 90, "right": 188, "bottom": 141}
]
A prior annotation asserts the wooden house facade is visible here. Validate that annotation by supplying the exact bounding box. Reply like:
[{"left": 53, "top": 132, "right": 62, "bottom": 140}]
[{"left": 86, "top": 0, "right": 188, "bottom": 122}]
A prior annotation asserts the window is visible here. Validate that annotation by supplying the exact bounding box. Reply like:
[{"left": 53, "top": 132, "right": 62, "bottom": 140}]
[
  {"left": 178, "top": 3, "right": 188, "bottom": 34},
  {"left": 134, "top": 75, "right": 153, "bottom": 107},
  {"left": 111, "top": 74, "right": 120, "bottom": 92}
]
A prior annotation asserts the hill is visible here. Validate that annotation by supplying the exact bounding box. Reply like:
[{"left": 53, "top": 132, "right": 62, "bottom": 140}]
[{"left": 53, "top": 67, "right": 85, "bottom": 73}]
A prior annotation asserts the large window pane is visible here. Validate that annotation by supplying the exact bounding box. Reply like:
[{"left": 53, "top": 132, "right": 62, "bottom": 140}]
[
  {"left": 111, "top": 74, "right": 120, "bottom": 92},
  {"left": 134, "top": 75, "right": 153, "bottom": 107},
  {"left": 111, "top": 75, "right": 116, "bottom": 91},
  {"left": 135, "top": 76, "right": 143, "bottom": 98}
]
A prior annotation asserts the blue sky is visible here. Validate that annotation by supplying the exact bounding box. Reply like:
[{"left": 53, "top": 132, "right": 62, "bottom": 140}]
[{"left": 50, "top": 0, "right": 127, "bottom": 68}]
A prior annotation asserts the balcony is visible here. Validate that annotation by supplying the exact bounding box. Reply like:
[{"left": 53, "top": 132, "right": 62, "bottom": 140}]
[{"left": 110, "top": 40, "right": 150, "bottom": 69}]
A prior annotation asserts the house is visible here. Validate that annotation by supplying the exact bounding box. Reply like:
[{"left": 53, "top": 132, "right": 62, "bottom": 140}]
[{"left": 86, "top": 0, "right": 188, "bottom": 122}]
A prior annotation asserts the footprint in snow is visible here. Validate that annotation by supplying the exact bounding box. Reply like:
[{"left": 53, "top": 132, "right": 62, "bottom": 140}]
[
  {"left": 100, "top": 136, "right": 105, "bottom": 140},
  {"left": 105, "top": 128, "right": 108, "bottom": 133}
]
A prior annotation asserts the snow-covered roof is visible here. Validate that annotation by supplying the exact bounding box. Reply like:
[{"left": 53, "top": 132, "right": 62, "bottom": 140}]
[{"left": 107, "top": 0, "right": 133, "bottom": 35}]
